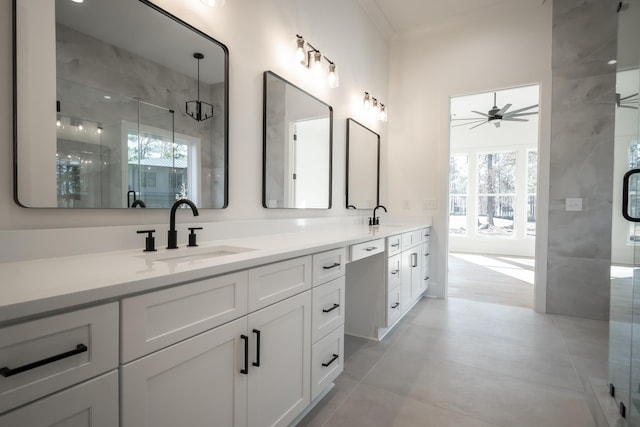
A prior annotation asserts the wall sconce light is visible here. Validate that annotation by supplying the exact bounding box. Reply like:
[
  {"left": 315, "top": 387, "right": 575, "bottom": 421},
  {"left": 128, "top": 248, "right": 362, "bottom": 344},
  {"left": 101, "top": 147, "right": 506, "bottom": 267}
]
[
  {"left": 97, "top": 125, "right": 103, "bottom": 134},
  {"left": 295, "top": 34, "right": 339, "bottom": 88},
  {"left": 200, "top": 0, "right": 225, "bottom": 7},
  {"left": 363, "top": 92, "right": 388, "bottom": 122},
  {"left": 186, "top": 52, "right": 214, "bottom": 121}
]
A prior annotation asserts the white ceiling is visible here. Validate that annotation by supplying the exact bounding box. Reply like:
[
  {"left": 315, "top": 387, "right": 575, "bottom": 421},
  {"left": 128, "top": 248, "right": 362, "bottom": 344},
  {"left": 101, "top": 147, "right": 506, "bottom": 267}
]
[{"left": 358, "top": 0, "right": 544, "bottom": 37}]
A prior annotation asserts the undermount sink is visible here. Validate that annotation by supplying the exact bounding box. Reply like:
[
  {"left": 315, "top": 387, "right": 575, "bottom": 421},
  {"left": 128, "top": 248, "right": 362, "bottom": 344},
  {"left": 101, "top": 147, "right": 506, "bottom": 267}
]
[{"left": 153, "top": 245, "right": 256, "bottom": 263}]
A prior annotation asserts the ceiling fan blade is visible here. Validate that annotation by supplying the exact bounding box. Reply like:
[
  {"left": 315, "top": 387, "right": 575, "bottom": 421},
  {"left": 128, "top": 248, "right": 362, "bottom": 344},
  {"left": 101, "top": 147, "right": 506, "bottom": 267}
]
[
  {"left": 497, "top": 103, "right": 512, "bottom": 115},
  {"left": 469, "top": 121, "right": 489, "bottom": 130},
  {"left": 619, "top": 105, "right": 639, "bottom": 110},
  {"left": 501, "top": 117, "right": 528, "bottom": 122},
  {"left": 452, "top": 120, "right": 485, "bottom": 128},
  {"left": 620, "top": 93, "right": 639, "bottom": 101},
  {"left": 505, "top": 111, "right": 539, "bottom": 118},
  {"left": 471, "top": 110, "right": 490, "bottom": 117},
  {"left": 451, "top": 117, "right": 486, "bottom": 121},
  {"left": 506, "top": 104, "right": 539, "bottom": 115}
]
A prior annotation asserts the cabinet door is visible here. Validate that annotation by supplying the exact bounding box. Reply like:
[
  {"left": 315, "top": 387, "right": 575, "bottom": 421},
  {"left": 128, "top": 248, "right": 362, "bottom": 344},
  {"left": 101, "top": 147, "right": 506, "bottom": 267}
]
[
  {"left": 248, "top": 291, "right": 311, "bottom": 427},
  {"left": 121, "top": 317, "right": 248, "bottom": 427},
  {"left": 401, "top": 250, "right": 421, "bottom": 305},
  {"left": 0, "top": 371, "right": 118, "bottom": 427}
]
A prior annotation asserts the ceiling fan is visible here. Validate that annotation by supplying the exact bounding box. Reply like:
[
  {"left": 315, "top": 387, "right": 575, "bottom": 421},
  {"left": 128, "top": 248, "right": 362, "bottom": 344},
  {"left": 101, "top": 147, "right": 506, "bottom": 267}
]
[
  {"left": 616, "top": 92, "right": 639, "bottom": 109},
  {"left": 451, "top": 92, "right": 539, "bottom": 130}
]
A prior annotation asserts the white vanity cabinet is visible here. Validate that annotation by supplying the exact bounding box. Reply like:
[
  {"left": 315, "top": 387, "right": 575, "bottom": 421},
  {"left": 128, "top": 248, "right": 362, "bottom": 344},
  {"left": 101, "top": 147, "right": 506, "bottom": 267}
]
[
  {"left": 0, "top": 302, "right": 119, "bottom": 422},
  {"left": 120, "top": 256, "right": 317, "bottom": 427},
  {"left": 400, "top": 228, "right": 430, "bottom": 314}
]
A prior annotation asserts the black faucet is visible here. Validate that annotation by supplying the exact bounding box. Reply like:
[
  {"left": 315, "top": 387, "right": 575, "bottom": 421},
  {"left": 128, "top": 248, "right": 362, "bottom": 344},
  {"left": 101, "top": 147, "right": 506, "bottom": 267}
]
[
  {"left": 167, "top": 198, "right": 199, "bottom": 249},
  {"left": 370, "top": 204, "right": 387, "bottom": 226},
  {"left": 131, "top": 199, "right": 146, "bottom": 208}
]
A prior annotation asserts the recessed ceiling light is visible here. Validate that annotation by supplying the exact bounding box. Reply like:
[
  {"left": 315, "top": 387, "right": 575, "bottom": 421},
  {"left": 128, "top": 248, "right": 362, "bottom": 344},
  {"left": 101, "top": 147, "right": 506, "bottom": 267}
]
[
  {"left": 103, "top": 95, "right": 111, "bottom": 99},
  {"left": 608, "top": 59, "right": 617, "bottom": 65},
  {"left": 71, "top": 0, "right": 84, "bottom": 3}
]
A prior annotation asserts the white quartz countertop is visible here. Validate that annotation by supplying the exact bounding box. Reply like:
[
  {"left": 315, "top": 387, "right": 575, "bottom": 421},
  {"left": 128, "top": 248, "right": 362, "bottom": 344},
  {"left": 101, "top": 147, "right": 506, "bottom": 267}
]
[{"left": 0, "top": 222, "right": 430, "bottom": 324}]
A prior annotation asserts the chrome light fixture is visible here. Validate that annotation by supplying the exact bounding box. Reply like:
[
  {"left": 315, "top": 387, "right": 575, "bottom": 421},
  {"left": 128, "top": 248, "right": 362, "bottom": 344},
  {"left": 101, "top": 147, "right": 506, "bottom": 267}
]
[
  {"left": 295, "top": 34, "right": 339, "bottom": 88},
  {"left": 186, "top": 53, "right": 214, "bottom": 122},
  {"left": 363, "top": 92, "right": 388, "bottom": 122}
]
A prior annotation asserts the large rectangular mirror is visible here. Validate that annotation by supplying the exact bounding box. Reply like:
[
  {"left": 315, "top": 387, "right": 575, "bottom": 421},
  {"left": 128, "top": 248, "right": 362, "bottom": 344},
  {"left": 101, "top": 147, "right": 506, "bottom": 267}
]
[
  {"left": 14, "top": 0, "right": 228, "bottom": 208},
  {"left": 262, "top": 71, "right": 332, "bottom": 209},
  {"left": 346, "top": 118, "right": 380, "bottom": 209}
]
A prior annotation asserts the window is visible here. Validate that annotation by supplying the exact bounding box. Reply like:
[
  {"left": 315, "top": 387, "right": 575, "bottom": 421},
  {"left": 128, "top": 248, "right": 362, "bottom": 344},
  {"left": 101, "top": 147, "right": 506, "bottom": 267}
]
[
  {"left": 477, "top": 152, "right": 516, "bottom": 236},
  {"left": 449, "top": 154, "right": 469, "bottom": 235},
  {"left": 527, "top": 150, "right": 537, "bottom": 237}
]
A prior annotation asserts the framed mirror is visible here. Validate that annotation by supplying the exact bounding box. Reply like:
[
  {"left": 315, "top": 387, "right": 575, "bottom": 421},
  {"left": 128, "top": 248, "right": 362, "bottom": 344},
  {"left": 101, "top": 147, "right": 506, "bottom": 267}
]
[
  {"left": 14, "top": 0, "right": 228, "bottom": 208},
  {"left": 346, "top": 118, "right": 380, "bottom": 209},
  {"left": 262, "top": 71, "right": 333, "bottom": 209}
]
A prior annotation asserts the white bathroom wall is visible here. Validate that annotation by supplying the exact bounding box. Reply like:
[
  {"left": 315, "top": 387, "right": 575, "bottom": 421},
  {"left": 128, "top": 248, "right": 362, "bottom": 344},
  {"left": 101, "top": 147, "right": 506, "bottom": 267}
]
[
  {"left": 0, "top": 0, "right": 390, "bottom": 230},
  {"left": 386, "top": 1, "right": 553, "bottom": 300}
]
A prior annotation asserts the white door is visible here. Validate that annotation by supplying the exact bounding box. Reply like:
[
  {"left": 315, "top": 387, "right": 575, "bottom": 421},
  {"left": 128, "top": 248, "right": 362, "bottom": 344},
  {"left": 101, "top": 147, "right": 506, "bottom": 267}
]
[
  {"left": 247, "top": 291, "right": 311, "bottom": 427},
  {"left": 0, "top": 371, "right": 118, "bottom": 427},
  {"left": 292, "top": 118, "right": 330, "bottom": 208},
  {"left": 121, "top": 317, "right": 248, "bottom": 427}
]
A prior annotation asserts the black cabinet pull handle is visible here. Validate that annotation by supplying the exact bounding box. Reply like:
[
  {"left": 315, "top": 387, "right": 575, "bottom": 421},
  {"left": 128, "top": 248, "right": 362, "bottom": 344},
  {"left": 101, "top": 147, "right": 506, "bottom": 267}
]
[
  {"left": 424, "top": 276, "right": 430, "bottom": 281},
  {"left": 322, "top": 303, "right": 340, "bottom": 313},
  {"left": 0, "top": 344, "right": 87, "bottom": 378},
  {"left": 364, "top": 246, "right": 378, "bottom": 252},
  {"left": 322, "top": 354, "right": 339, "bottom": 367},
  {"left": 391, "top": 269, "right": 399, "bottom": 275},
  {"left": 391, "top": 302, "right": 400, "bottom": 309},
  {"left": 252, "top": 329, "right": 261, "bottom": 367},
  {"left": 390, "top": 242, "right": 399, "bottom": 248},
  {"left": 323, "top": 262, "right": 341, "bottom": 270},
  {"left": 240, "top": 335, "right": 249, "bottom": 375}
]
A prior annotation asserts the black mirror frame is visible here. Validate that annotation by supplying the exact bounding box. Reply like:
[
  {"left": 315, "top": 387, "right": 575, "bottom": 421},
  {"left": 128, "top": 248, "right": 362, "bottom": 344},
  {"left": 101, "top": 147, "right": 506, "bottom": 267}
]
[
  {"left": 345, "top": 118, "right": 380, "bottom": 210},
  {"left": 262, "top": 70, "right": 333, "bottom": 209},
  {"left": 12, "top": 0, "right": 230, "bottom": 209}
]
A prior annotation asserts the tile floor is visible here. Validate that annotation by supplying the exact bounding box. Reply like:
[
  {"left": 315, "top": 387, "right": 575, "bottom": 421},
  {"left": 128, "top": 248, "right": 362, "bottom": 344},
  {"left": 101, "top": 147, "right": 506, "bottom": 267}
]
[{"left": 297, "top": 297, "right": 609, "bottom": 427}]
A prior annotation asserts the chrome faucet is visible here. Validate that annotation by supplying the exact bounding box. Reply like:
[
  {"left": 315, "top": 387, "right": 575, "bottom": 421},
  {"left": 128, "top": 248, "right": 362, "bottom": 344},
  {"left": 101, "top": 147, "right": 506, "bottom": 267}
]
[
  {"left": 370, "top": 204, "right": 387, "bottom": 226},
  {"left": 167, "top": 198, "right": 199, "bottom": 249}
]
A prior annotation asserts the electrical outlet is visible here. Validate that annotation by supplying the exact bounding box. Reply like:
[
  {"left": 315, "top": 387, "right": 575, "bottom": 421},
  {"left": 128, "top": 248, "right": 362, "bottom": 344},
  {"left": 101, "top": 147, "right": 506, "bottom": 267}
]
[
  {"left": 565, "top": 198, "right": 583, "bottom": 212},
  {"left": 423, "top": 199, "right": 437, "bottom": 210}
]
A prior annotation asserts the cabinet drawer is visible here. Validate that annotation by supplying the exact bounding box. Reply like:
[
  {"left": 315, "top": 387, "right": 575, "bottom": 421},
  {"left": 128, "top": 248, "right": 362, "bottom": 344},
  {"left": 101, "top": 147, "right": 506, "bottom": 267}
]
[
  {"left": 312, "top": 277, "right": 345, "bottom": 343},
  {"left": 387, "top": 254, "right": 401, "bottom": 292},
  {"left": 0, "top": 303, "right": 118, "bottom": 414},
  {"left": 387, "top": 288, "right": 402, "bottom": 328},
  {"left": 312, "top": 248, "right": 347, "bottom": 286},
  {"left": 311, "top": 325, "right": 344, "bottom": 400},
  {"left": 248, "top": 256, "right": 312, "bottom": 311},
  {"left": 401, "top": 230, "right": 424, "bottom": 250},
  {"left": 0, "top": 370, "right": 118, "bottom": 426},
  {"left": 350, "top": 239, "right": 385, "bottom": 261},
  {"left": 386, "top": 234, "right": 401, "bottom": 256},
  {"left": 121, "top": 271, "right": 249, "bottom": 362}
]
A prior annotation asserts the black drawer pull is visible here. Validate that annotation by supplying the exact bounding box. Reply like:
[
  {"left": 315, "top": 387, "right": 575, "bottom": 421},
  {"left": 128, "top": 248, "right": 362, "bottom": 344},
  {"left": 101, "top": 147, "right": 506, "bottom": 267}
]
[
  {"left": 390, "top": 243, "right": 399, "bottom": 248},
  {"left": 424, "top": 276, "right": 430, "bottom": 281},
  {"left": 322, "top": 303, "right": 340, "bottom": 313},
  {"left": 323, "top": 262, "right": 341, "bottom": 270},
  {"left": 252, "top": 329, "right": 261, "bottom": 367},
  {"left": 391, "top": 269, "right": 399, "bottom": 275},
  {"left": 0, "top": 344, "right": 88, "bottom": 378},
  {"left": 322, "top": 354, "right": 339, "bottom": 367},
  {"left": 364, "top": 246, "right": 378, "bottom": 252},
  {"left": 240, "top": 335, "right": 249, "bottom": 374},
  {"left": 391, "top": 302, "right": 400, "bottom": 309}
]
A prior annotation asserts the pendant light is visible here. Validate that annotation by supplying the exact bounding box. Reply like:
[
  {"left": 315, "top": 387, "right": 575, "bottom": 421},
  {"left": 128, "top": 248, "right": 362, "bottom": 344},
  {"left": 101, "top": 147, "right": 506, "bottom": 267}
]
[{"left": 185, "top": 53, "right": 214, "bottom": 122}]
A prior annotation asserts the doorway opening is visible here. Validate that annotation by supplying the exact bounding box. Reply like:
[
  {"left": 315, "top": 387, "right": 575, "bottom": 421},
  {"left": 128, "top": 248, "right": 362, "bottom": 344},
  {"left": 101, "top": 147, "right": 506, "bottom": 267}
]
[{"left": 448, "top": 84, "right": 540, "bottom": 308}]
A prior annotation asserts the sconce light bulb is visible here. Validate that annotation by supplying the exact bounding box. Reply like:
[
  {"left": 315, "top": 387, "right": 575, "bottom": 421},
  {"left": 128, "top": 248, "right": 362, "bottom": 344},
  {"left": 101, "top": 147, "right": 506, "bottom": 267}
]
[
  {"left": 327, "top": 63, "right": 339, "bottom": 88},
  {"left": 371, "top": 98, "right": 378, "bottom": 112},
  {"left": 311, "top": 51, "right": 323, "bottom": 72},
  {"left": 363, "top": 92, "right": 372, "bottom": 111},
  {"left": 379, "top": 104, "right": 388, "bottom": 122},
  {"left": 78, "top": 123, "right": 84, "bottom": 131},
  {"left": 295, "top": 38, "right": 306, "bottom": 64},
  {"left": 201, "top": 0, "right": 225, "bottom": 6},
  {"left": 56, "top": 119, "right": 61, "bottom": 127},
  {"left": 97, "top": 126, "right": 103, "bottom": 134}
]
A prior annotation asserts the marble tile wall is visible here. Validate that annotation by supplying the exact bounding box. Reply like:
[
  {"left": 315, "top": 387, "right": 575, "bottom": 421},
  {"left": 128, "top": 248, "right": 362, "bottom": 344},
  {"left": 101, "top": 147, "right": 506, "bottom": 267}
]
[{"left": 546, "top": 0, "right": 618, "bottom": 320}]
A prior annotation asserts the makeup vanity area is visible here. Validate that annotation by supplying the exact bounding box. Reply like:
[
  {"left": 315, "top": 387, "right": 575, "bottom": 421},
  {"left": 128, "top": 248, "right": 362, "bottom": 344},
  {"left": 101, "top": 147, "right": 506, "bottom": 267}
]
[{"left": 3, "top": 0, "right": 433, "bottom": 426}]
